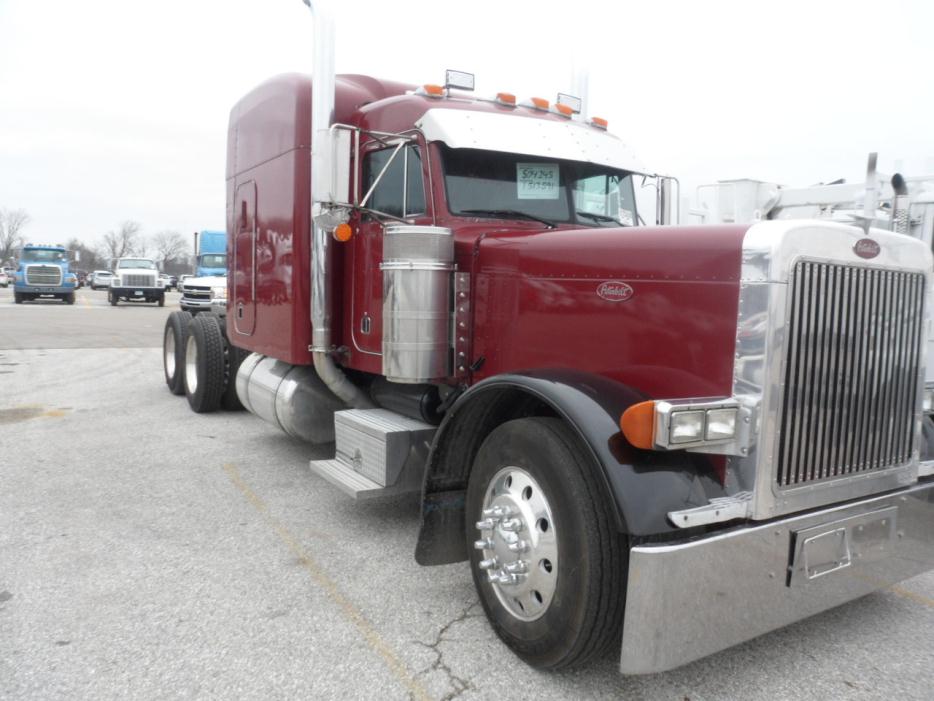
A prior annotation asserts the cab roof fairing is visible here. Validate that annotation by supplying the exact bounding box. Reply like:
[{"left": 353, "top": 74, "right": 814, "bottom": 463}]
[{"left": 414, "top": 108, "right": 648, "bottom": 175}]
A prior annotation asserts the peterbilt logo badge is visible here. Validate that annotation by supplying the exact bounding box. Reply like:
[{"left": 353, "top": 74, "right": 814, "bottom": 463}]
[
  {"left": 853, "top": 238, "right": 880, "bottom": 259},
  {"left": 596, "top": 281, "right": 633, "bottom": 302}
]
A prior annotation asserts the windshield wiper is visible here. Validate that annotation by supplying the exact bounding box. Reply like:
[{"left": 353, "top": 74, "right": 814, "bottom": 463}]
[
  {"left": 460, "top": 209, "right": 556, "bottom": 229},
  {"left": 576, "top": 210, "right": 626, "bottom": 226}
]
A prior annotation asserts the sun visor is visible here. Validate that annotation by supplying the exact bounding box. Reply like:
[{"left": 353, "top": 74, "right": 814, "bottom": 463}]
[{"left": 415, "top": 108, "right": 646, "bottom": 173}]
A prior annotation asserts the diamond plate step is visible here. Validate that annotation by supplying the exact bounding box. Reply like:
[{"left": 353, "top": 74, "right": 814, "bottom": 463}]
[
  {"left": 308, "top": 458, "right": 418, "bottom": 500},
  {"left": 309, "top": 408, "right": 436, "bottom": 500}
]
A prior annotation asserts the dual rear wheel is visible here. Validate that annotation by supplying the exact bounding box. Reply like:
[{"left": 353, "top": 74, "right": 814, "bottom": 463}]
[{"left": 162, "top": 311, "right": 245, "bottom": 413}]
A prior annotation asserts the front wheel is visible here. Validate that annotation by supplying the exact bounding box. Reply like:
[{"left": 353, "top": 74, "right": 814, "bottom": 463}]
[
  {"left": 109, "top": 291, "right": 118, "bottom": 306},
  {"left": 163, "top": 311, "right": 193, "bottom": 395},
  {"left": 14, "top": 292, "right": 23, "bottom": 304},
  {"left": 64, "top": 293, "right": 75, "bottom": 305},
  {"left": 466, "top": 417, "right": 627, "bottom": 670},
  {"left": 157, "top": 294, "right": 165, "bottom": 307}
]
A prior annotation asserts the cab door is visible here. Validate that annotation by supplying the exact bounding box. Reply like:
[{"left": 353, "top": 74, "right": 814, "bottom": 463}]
[{"left": 233, "top": 181, "right": 257, "bottom": 336}]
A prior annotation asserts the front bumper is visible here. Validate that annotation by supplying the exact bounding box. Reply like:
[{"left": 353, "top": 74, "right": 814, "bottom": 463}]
[
  {"left": 111, "top": 286, "right": 162, "bottom": 300},
  {"left": 621, "top": 480, "right": 934, "bottom": 674},
  {"left": 180, "top": 297, "right": 226, "bottom": 314},
  {"left": 14, "top": 284, "right": 75, "bottom": 294}
]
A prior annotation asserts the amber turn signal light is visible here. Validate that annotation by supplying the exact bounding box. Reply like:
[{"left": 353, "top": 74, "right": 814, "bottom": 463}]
[
  {"left": 530, "top": 97, "right": 550, "bottom": 110},
  {"left": 423, "top": 84, "right": 445, "bottom": 97},
  {"left": 334, "top": 223, "right": 353, "bottom": 242},
  {"left": 554, "top": 103, "right": 574, "bottom": 117},
  {"left": 620, "top": 401, "right": 655, "bottom": 449}
]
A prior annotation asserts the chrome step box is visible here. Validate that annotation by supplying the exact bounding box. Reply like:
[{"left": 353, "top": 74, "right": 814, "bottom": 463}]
[{"left": 309, "top": 409, "right": 436, "bottom": 499}]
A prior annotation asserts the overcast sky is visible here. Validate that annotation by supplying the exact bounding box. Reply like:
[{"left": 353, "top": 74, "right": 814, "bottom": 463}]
[{"left": 1, "top": 0, "right": 932, "bottom": 245}]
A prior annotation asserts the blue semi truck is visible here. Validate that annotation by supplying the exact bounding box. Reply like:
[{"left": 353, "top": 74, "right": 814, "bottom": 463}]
[
  {"left": 13, "top": 243, "right": 78, "bottom": 304},
  {"left": 194, "top": 230, "right": 226, "bottom": 277}
]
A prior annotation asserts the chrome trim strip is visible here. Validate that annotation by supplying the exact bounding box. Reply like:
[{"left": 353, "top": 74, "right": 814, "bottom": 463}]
[{"left": 620, "top": 480, "right": 934, "bottom": 674}]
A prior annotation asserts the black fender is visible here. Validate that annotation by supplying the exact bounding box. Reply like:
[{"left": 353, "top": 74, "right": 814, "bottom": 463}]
[{"left": 415, "top": 369, "right": 727, "bottom": 565}]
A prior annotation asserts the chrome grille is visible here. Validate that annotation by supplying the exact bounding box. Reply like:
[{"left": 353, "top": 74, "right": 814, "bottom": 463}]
[
  {"left": 122, "top": 274, "right": 157, "bottom": 287},
  {"left": 776, "top": 261, "right": 925, "bottom": 487},
  {"left": 183, "top": 286, "right": 211, "bottom": 301},
  {"left": 25, "top": 265, "right": 62, "bottom": 286}
]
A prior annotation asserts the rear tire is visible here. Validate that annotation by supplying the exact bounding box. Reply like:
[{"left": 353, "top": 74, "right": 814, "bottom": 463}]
[
  {"left": 466, "top": 417, "right": 627, "bottom": 670},
  {"left": 163, "top": 311, "right": 193, "bottom": 395},
  {"left": 184, "top": 313, "right": 225, "bottom": 413}
]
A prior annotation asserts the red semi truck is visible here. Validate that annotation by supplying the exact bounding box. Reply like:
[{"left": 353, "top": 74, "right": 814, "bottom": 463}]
[{"left": 162, "top": 0, "right": 934, "bottom": 674}]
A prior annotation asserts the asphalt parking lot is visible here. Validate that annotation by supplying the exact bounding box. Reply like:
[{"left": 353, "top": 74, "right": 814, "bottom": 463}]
[{"left": 1, "top": 286, "right": 933, "bottom": 700}]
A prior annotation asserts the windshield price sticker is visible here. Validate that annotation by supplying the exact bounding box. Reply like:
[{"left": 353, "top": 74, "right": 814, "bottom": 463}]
[{"left": 517, "top": 163, "right": 559, "bottom": 200}]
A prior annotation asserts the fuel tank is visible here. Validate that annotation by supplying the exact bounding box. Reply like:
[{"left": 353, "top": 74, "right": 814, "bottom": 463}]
[{"left": 236, "top": 353, "right": 346, "bottom": 443}]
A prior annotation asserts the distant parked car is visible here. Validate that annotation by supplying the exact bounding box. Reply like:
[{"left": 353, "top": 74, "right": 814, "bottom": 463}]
[
  {"left": 167, "top": 275, "right": 178, "bottom": 290},
  {"left": 158, "top": 273, "right": 171, "bottom": 290},
  {"left": 0, "top": 269, "right": 9, "bottom": 288},
  {"left": 177, "top": 274, "right": 193, "bottom": 292},
  {"left": 89, "top": 270, "right": 114, "bottom": 290}
]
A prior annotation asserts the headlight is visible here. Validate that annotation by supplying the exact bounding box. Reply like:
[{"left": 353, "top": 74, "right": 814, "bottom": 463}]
[
  {"left": 112, "top": 277, "right": 121, "bottom": 286},
  {"left": 211, "top": 286, "right": 227, "bottom": 300},
  {"left": 621, "top": 398, "right": 745, "bottom": 453}
]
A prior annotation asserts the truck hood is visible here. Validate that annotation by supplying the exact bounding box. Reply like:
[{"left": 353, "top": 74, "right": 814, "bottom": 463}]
[
  {"left": 474, "top": 224, "right": 750, "bottom": 282},
  {"left": 184, "top": 275, "right": 227, "bottom": 286}
]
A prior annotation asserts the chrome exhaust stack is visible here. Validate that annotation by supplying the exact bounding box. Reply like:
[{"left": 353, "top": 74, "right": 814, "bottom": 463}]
[{"left": 302, "top": 0, "right": 374, "bottom": 410}]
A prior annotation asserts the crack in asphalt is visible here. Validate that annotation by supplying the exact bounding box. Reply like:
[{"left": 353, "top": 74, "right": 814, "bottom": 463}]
[{"left": 413, "top": 601, "right": 483, "bottom": 701}]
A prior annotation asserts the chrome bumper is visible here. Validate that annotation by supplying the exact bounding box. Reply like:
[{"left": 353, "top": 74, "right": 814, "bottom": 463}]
[
  {"left": 180, "top": 297, "right": 226, "bottom": 314},
  {"left": 621, "top": 480, "right": 934, "bottom": 674}
]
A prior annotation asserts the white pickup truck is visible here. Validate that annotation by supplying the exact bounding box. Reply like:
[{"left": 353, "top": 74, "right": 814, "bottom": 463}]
[
  {"left": 108, "top": 257, "right": 165, "bottom": 306},
  {"left": 179, "top": 275, "right": 227, "bottom": 315}
]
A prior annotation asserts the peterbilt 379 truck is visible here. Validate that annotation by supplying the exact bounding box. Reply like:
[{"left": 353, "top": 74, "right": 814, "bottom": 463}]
[
  {"left": 13, "top": 243, "right": 78, "bottom": 304},
  {"left": 161, "top": 0, "right": 934, "bottom": 674}
]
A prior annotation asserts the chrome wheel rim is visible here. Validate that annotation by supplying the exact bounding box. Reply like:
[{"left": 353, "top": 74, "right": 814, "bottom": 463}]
[
  {"left": 164, "top": 328, "right": 175, "bottom": 378},
  {"left": 185, "top": 335, "right": 198, "bottom": 394},
  {"left": 474, "top": 466, "right": 558, "bottom": 621}
]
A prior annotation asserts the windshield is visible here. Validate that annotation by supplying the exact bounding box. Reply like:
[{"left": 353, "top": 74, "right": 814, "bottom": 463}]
[
  {"left": 22, "top": 249, "right": 66, "bottom": 262},
  {"left": 200, "top": 254, "right": 227, "bottom": 268},
  {"left": 117, "top": 259, "right": 156, "bottom": 269},
  {"left": 441, "top": 146, "right": 638, "bottom": 227}
]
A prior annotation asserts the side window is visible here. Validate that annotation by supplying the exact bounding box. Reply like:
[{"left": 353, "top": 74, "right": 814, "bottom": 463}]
[{"left": 362, "top": 145, "right": 425, "bottom": 218}]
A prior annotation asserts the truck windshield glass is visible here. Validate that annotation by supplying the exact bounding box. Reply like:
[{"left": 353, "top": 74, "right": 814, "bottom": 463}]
[
  {"left": 118, "top": 259, "right": 156, "bottom": 269},
  {"left": 441, "top": 146, "right": 637, "bottom": 227},
  {"left": 200, "top": 254, "right": 227, "bottom": 268},
  {"left": 22, "top": 249, "right": 66, "bottom": 262}
]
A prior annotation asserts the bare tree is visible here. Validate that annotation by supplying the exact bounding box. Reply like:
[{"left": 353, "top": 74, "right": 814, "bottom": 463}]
[
  {"left": 151, "top": 230, "right": 189, "bottom": 270},
  {"left": 0, "top": 208, "right": 31, "bottom": 264},
  {"left": 100, "top": 220, "right": 141, "bottom": 261}
]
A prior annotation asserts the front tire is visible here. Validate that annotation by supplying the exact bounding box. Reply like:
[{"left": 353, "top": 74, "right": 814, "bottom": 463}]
[
  {"left": 14, "top": 292, "right": 23, "bottom": 304},
  {"left": 109, "top": 291, "right": 118, "bottom": 306},
  {"left": 64, "top": 293, "right": 75, "bottom": 305},
  {"left": 163, "top": 311, "right": 193, "bottom": 395},
  {"left": 157, "top": 294, "right": 165, "bottom": 307},
  {"left": 466, "top": 417, "right": 626, "bottom": 670},
  {"left": 184, "top": 313, "right": 225, "bottom": 413}
]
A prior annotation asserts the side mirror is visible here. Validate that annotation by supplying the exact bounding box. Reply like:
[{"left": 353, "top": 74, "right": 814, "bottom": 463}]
[{"left": 330, "top": 128, "right": 352, "bottom": 205}]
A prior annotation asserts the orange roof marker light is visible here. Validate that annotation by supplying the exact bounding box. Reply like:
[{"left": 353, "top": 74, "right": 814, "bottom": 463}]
[
  {"left": 590, "top": 116, "right": 609, "bottom": 130},
  {"left": 417, "top": 83, "right": 446, "bottom": 98},
  {"left": 556, "top": 93, "right": 583, "bottom": 115},
  {"left": 528, "top": 96, "right": 550, "bottom": 111},
  {"left": 554, "top": 103, "right": 574, "bottom": 117},
  {"left": 495, "top": 92, "right": 517, "bottom": 107}
]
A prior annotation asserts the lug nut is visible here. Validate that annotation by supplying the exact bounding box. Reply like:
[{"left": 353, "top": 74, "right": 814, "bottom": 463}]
[
  {"left": 504, "top": 561, "right": 528, "bottom": 574},
  {"left": 507, "top": 540, "right": 529, "bottom": 553},
  {"left": 500, "top": 518, "right": 523, "bottom": 532},
  {"left": 476, "top": 519, "right": 496, "bottom": 530},
  {"left": 474, "top": 538, "right": 494, "bottom": 550},
  {"left": 495, "top": 572, "right": 518, "bottom": 586},
  {"left": 482, "top": 505, "right": 511, "bottom": 518},
  {"left": 479, "top": 558, "right": 497, "bottom": 570}
]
